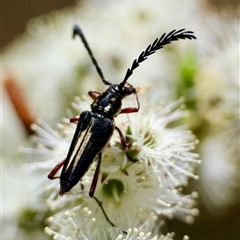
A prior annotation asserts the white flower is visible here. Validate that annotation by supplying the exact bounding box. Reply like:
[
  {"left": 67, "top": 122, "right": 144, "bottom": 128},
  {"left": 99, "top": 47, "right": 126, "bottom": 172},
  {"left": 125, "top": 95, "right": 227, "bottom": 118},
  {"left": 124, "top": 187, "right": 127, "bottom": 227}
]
[
  {"left": 2, "top": 160, "right": 29, "bottom": 240},
  {"left": 195, "top": 7, "right": 239, "bottom": 126},
  {"left": 45, "top": 210, "right": 175, "bottom": 240},
  {"left": 22, "top": 91, "right": 199, "bottom": 239},
  {"left": 199, "top": 134, "right": 239, "bottom": 213},
  {"left": 195, "top": 6, "right": 240, "bottom": 212}
]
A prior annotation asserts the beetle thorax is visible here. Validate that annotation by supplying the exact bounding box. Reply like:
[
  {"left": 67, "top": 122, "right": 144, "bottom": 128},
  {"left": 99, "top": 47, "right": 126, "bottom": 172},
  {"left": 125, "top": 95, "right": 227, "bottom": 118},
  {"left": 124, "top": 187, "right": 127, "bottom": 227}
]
[{"left": 91, "top": 85, "right": 122, "bottom": 118}]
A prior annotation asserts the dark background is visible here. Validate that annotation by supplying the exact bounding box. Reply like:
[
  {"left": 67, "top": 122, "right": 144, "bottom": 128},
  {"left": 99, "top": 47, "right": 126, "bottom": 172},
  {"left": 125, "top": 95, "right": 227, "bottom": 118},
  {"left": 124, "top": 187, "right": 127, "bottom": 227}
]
[
  {"left": 1, "top": 0, "right": 76, "bottom": 49},
  {"left": 1, "top": 0, "right": 239, "bottom": 49}
]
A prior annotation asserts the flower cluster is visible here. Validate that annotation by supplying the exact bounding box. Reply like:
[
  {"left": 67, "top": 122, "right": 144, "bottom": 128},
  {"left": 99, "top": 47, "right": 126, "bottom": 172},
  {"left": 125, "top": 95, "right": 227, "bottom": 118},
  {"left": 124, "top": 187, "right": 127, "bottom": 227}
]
[{"left": 23, "top": 93, "right": 200, "bottom": 239}]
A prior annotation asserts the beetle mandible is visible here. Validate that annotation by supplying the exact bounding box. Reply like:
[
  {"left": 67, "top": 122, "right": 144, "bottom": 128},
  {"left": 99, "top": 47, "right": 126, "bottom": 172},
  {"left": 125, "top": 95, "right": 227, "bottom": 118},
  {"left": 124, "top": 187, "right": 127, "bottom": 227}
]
[{"left": 48, "top": 25, "right": 196, "bottom": 229}]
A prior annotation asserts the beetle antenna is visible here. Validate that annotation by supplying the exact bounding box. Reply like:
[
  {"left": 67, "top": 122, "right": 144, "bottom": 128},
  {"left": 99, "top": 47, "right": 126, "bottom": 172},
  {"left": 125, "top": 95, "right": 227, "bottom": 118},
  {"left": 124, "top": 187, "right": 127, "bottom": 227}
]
[
  {"left": 73, "top": 25, "right": 112, "bottom": 85},
  {"left": 119, "top": 29, "right": 196, "bottom": 89}
]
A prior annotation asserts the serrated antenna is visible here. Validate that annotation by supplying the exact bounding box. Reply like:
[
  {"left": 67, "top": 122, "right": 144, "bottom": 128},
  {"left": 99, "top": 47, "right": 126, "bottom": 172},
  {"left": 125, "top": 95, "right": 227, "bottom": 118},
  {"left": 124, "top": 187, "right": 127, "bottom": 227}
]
[{"left": 119, "top": 29, "right": 196, "bottom": 89}]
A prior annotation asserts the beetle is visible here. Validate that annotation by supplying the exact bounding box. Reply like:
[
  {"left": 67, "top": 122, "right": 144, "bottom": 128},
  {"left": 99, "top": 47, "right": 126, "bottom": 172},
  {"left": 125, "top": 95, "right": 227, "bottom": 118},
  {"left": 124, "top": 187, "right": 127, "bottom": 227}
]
[{"left": 48, "top": 25, "right": 196, "bottom": 230}]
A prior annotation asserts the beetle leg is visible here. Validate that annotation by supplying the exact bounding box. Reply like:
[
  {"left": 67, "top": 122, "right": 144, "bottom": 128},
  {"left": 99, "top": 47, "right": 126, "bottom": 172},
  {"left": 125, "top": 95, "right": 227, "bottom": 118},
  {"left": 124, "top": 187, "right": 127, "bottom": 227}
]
[
  {"left": 120, "top": 107, "right": 138, "bottom": 114},
  {"left": 70, "top": 117, "right": 79, "bottom": 123},
  {"left": 69, "top": 92, "right": 101, "bottom": 125},
  {"left": 115, "top": 126, "right": 132, "bottom": 150},
  {"left": 48, "top": 159, "right": 65, "bottom": 179},
  {"left": 120, "top": 91, "right": 140, "bottom": 114},
  {"left": 89, "top": 152, "right": 102, "bottom": 197},
  {"left": 115, "top": 126, "right": 138, "bottom": 163},
  {"left": 92, "top": 196, "right": 127, "bottom": 234},
  {"left": 88, "top": 91, "right": 101, "bottom": 100},
  {"left": 90, "top": 153, "right": 128, "bottom": 234}
]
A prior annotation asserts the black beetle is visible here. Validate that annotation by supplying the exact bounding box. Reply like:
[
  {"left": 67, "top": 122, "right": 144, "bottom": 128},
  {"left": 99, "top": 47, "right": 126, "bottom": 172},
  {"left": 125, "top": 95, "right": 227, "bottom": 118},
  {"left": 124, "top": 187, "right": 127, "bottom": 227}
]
[{"left": 48, "top": 25, "right": 196, "bottom": 230}]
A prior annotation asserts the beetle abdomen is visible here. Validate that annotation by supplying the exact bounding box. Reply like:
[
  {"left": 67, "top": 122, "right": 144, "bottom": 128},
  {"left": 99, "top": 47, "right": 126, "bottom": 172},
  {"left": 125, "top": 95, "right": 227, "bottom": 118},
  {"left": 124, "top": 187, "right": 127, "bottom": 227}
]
[{"left": 60, "top": 111, "right": 114, "bottom": 195}]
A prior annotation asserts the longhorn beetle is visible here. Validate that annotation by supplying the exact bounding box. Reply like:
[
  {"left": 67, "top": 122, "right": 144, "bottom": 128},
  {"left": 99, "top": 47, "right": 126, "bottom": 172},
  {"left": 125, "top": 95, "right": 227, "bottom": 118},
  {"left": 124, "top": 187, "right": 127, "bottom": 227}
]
[{"left": 48, "top": 25, "right": 196, "bottom": 232}]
